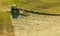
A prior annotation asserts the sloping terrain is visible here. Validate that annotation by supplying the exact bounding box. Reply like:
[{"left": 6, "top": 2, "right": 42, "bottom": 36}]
[
  {"left": 0, "top": 0, "right": 60, "bottom": 36},
  {"left": 12, "top": 12, "right": 60, "bottom": 36},
  {"left": 0, "top": 0, "right": 60, "bottom": 14},
  {"left": 20, "top": 0, "right": 60, "bottom": 14},
  {"left": 0, "top": 11, "right": 14, "bottom": 36}
]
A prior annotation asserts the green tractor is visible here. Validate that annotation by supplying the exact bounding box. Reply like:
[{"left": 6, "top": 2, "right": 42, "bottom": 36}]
[{"left": 11, "top": 5, "right": 20, "bottom": 18}]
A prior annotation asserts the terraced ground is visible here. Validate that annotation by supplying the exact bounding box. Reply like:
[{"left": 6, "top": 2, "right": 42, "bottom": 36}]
[{"left": 0, "top": 0, "right": 60, "bottom": 36}]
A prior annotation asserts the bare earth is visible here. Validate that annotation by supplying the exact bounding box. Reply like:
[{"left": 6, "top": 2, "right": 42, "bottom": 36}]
[{"left": 11, "top": 13, "right": 60, "bottom": 36}]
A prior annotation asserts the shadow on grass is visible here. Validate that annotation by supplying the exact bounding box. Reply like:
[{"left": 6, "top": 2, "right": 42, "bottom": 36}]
[
  {"left": 7, "top": 11, "right": 29, "bottom": 17},
  {"left": 7, "top": 8, "right": 60, "bottom": 16},
  {"left": 19, "top": 8, "right": 60, "bottom": 16},
  {"left": 29, "top": 11, "right": 60, "bottom": 16}
]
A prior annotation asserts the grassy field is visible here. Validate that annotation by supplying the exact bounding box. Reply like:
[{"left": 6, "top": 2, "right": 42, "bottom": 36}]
[
  {"left": 0, "top": 0, "right": 60, "bottom": 36},
  {"left": 0, "top": 11, "right": 14, "bottom": 36},
  {"left": 0, "top": 0, "right": 60, "bottom": 14},
  {"left": 19, "top": 0, "right": 60, "bottom": 14}
]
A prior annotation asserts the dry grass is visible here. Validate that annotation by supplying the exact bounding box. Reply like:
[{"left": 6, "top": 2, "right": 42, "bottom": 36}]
[
  {"left": 11, "top": 12, "right": 60, "bottom": 36},
  {"left": 0, "top": 0, "right": 60, "bottom": 36}
]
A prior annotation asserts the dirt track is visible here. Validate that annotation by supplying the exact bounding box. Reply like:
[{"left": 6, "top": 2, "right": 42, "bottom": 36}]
[{"left": 11, "top": 13, "right": 60, "bottom": 36}]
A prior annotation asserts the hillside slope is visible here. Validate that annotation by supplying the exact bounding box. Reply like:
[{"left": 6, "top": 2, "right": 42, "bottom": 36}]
[
  {"left": 20, "top": 0, "right": 60, "bottom": 14},
  {"left": 0, "top": 0, "right": 60, "bottom": 14},
  {"left": 0, "top": 11, "right": 14, "bottom": 36},
  {"left": 0, "top": 0, "right": 60, "bottom": 36},
  {"left": 12, "top": 12, "right": 60, "bottom": 36}
]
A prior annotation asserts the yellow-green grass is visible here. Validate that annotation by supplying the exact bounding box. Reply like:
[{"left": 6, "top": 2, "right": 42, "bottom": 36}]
[
  {"left": 0, "top": 11, "right": 14, "bottom": 36},
  {"left": 0, "top": 0, "right": 60, "bottom": 14},
  {"left": 0, "top": 0, "right": 60, "bottom": 32},
  {"left": 19, "top": 0, "right": 60, "bottom": 14},
  {"left": 0, "top": 0, "right": 60, "bottom": 36}
]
